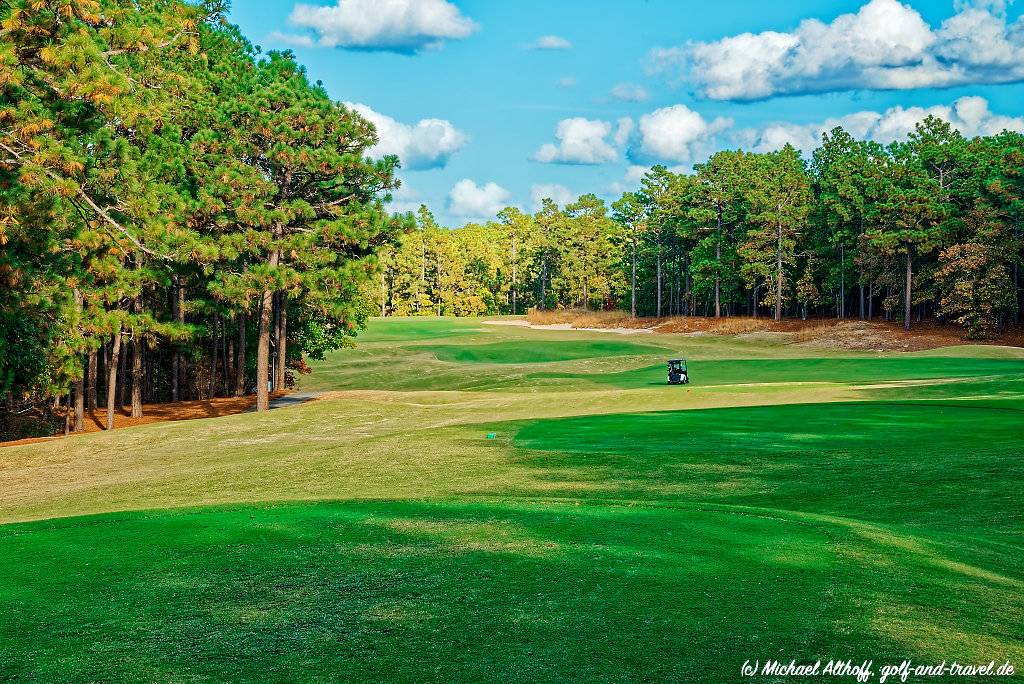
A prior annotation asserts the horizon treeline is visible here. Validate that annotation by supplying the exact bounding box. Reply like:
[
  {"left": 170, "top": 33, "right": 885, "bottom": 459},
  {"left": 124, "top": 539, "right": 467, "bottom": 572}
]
[
  {"left": 378, "top": 122, "right": 1023, "bottom": 339},
  {"left": 0, "top": 0, "right": 407, "bottom": 437}
]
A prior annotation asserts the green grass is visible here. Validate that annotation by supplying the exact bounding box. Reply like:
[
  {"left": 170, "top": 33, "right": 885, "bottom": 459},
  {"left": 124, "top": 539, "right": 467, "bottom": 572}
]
[
  {"left": 541, "top": 356, "right": 1024, "bottom": 389},
  {"left": 354, "top": 316, "right": 486, "bottom": 342},
  {"left": 512, "top": 402, "right": 1023, "bottom": 532},
  {"left": 422, "top": 339, "right": 664, "bottom": 364},
  {"left": 1, "top": 317, "right": 1022, "bottom": 682}
]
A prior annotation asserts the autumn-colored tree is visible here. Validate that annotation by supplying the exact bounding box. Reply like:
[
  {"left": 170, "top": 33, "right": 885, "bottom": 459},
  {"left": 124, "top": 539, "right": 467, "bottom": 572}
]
[{"left": 936, "top": 243, "right": 1014, "bottom": 338}]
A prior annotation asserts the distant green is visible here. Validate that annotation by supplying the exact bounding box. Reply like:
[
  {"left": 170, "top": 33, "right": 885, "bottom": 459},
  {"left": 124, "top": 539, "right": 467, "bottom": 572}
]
[{"left": 422, "top": 339, "right": 664, "bottom": 364}]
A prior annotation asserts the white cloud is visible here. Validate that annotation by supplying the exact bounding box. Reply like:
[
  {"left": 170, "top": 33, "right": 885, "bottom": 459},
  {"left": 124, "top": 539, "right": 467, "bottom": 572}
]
[
  {"left": 530, "top": 184, "right": 575, "bottom": 210},
  {"left": 556, "top": 77, "right": 577, "bottom": 88},
  {"left": 610, "top": 83, "right": 650, "bottom": 102},
  {"left": 637, "top": 105, "right": 732, "bottom": 163},
  {"left": 449, "top": 179, "right": 512, "bottom": 219},
  {"left": 613, "top": 117, "right": 635, "bottom": 148},
  {"left": 530, "top": 35, "right": 572, "bottom": 50},
  {"left": 532, "top": 117, "right": 624, "bottom": 165},
  {"left": 346, "top": 103, "right": 469, "bottom": 170},
  {"left": 286, "top": 0, "right": 478, "bottom": 52},
  {"left": 650, "top": 0, "right": 1024, "bottom": 100},
  {"left": 738, "top": 96, "right": 1024, "bottom": 152}
]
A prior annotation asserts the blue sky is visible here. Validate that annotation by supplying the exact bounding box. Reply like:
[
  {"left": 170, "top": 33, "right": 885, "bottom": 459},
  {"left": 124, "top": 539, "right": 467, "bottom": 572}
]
[{"left": 230, "top": 0, "right": 1024, "bottom": 226}]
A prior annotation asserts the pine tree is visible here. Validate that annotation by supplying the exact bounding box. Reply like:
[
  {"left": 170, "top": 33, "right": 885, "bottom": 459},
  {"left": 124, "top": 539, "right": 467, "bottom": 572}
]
[
  {"left": 689, "top": 151, "right": 748, "bottom": 318},
  {"left": 741, "top": 145, "right": 812, "bottom": 321},
  {"left": 611, "top": 192, "right": 648, "bottom": 317},
  {"left": 867, "top": 141, "right": 948, "bottom": 331}
]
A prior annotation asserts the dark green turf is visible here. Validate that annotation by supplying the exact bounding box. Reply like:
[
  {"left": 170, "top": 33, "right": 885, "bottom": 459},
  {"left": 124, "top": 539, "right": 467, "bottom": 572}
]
[
  {"left": 2, "top": 499, "right": 1018, "bottom": 684},
  {"left": 535, "top": 356, "right": 1024, "bottom": 388},
  {"left": 510, "top": 401, "right": 1024, "bottom": 534},
  {"left": 417, "top": 340, "right": 665, "bottom": 364},
  {"left": 356, "top": 317, "right": 485, "bottom": 342}
]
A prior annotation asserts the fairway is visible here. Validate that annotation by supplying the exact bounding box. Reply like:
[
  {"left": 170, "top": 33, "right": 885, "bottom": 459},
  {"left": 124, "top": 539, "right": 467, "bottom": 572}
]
[{"left": 1, "top": 319, "right": 1022, "bottom": 682}]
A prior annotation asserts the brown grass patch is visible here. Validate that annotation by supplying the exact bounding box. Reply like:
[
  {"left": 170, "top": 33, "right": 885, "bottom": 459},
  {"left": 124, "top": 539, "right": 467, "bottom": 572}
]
[
  {"left": 526, "top": 309, "right": 653, "bottom": 329},
  {"left": 525, "top": 309, "right": 1024, "bottom": 351}
]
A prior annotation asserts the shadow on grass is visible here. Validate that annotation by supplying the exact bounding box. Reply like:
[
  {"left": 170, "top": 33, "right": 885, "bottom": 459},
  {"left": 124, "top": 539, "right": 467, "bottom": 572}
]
[{"left": 1, "top": 497, "right": 1021, "bottom": 683}]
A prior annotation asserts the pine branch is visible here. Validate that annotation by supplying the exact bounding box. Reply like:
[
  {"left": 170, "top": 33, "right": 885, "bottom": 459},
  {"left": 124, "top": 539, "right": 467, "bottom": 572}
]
[{"left": 0, "top": 140, "right": 171, "bottom": 260}]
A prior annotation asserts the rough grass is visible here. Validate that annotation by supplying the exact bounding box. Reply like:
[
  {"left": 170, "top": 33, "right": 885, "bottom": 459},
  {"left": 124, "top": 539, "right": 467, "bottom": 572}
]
[{"left": 1, "top": 317, "right": 1022, "bottom": 683}]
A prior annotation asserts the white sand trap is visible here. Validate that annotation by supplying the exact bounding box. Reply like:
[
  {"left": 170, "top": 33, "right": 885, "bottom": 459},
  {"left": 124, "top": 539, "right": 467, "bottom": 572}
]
[{"left": 483, "top": 320, "right": 654, "bottom": 335}]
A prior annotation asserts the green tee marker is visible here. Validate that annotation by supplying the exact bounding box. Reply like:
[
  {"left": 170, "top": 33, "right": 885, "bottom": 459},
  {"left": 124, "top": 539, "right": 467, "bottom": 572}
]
[{"left": 486, "top": 433, "right": 497, "bottom": 440}]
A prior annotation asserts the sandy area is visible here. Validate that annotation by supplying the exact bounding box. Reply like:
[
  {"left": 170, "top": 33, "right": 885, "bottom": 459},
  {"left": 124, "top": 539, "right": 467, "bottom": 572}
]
[{"left": 483, "top": 320, "right": 654, "bottom": 335}]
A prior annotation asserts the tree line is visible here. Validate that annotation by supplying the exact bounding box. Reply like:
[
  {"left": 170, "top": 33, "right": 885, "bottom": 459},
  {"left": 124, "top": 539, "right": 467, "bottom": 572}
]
[
  {"left": 0, "top": 0, "right": 406, "bottom": 438},
  {"left": 378, "top": 123, "right": 1023, "bottom": 338}
]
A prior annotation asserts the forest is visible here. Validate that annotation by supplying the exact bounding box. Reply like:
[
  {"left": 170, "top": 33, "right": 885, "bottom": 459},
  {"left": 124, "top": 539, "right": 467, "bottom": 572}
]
[
  {"left": 0, "top": 0, "right": 407, "bottom": 436},
  {"left": 3, "top": 0, "right": 1024, "bottom": 440},
  {"left": 379, "top": 128, "right": 1024, "bottom": 341}
]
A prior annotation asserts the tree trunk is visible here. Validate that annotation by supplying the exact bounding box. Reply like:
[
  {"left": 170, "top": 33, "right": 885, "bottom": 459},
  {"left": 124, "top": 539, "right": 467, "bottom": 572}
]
[
  {"left": 775, "top": 220, "right": 784, "bottom": 322},
  {"left": 86, "top": 350, "right": 97, "bottom": 411},
  {"left": 74, "top": 367, "right": 85, "bottom": 433},
  {"left": 219, "top": 314, "right": 228, "bottom": 396},
  {"left": 859, "top": 275, "right": 865, "bottom": 321},
  {"left": 656, "top": 249, "right": 662, "bottom": 318},
  {"left": 540, "top": 253, "right": 547, "bottom": 310},
  {"left": 630, "top": 238, "right": 637, "bottom": 318},
  {"left": 436, "top": 254, "right": 442, "bottom": 317},
  {"left": 225, "top": 325, "right": 233, "bottom": 398},
  {"left": 684, "top": 257, "right": 692, "bottom": 317},
  {"left": 255, "top": 250, "right": 280, "bottom": 412},
  {"left": 715, "top": 208, "right": 722, "bottom": 318},
  {"left": 171, "top": 275, "right": 183, "bottom": 402},
  {"left": 275, "top": 298, "right": 287, "bottom": 391},
  {"left": 839, "top": 244, "right": 845, "bottom": 320},
  {"left": 106, "top": 326, "right": 122, "bottom": 430},
  {"left": 381, "top": 270, "right": 387, "bottom": 317},
  {"left": 904, "top": 243, "right": 913, "bottom": 332},
  {"left": 208, "top": 315, "right": 218, "bottom": 399},
  {"left": 1014, "top": 261, "right": 1020, "bottom": 325},
  {"left": 131, "top": 333, "right": 143, "bottom": 418},
  {"left": 511, "top": 236, "right": 518, "bottom": 316},
  {"left": 102, "top": 341, "right": 110, "bottom": 403},
  {"left": 235, "top": 314, "right": 247, "bottom": 397},
  {"left": 116, "top": 337, "right": 127, "bottom": 408}
]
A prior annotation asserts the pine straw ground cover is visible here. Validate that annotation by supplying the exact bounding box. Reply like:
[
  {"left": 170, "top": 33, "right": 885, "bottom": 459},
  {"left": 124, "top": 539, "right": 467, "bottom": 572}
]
[{"left": 0, "top": 318, "right": 1022, "bottom": 683}]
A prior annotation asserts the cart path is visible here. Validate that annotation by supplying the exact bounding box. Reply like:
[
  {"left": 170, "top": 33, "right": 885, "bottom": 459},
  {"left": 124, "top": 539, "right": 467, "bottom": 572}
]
[{"left": 266, "top": 392, "right": 325, "bottom": 411}]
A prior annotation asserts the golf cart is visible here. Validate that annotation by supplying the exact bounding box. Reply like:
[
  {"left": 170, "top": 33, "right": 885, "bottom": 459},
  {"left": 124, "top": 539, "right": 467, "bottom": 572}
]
[{"left": 667, "top": 359, "right": 689, "bottom": 385}]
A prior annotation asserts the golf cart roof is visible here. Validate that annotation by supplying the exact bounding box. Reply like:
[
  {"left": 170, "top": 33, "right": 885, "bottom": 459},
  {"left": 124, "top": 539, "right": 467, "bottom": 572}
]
[{"left": 668, "top": 358, "right": 686, "bottom": 363}]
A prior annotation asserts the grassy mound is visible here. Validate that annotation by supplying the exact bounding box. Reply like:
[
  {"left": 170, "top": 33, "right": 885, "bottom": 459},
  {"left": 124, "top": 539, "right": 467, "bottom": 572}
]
[{"left": 422, "top": 339, "right": 663, "bottom": 364}]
